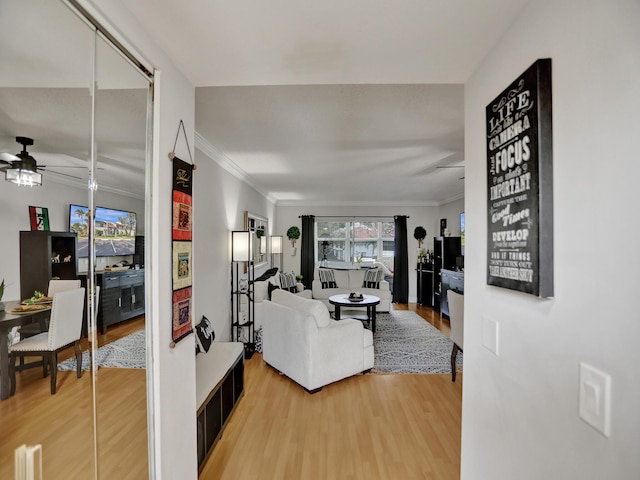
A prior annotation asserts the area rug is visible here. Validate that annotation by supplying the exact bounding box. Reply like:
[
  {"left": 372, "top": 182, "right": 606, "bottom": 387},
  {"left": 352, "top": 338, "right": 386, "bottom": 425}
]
[
  {"left": 58, "top": 329, "right": 146, "bottom": 371},
  {"left": 373, "top": 310, "right": 462, "bottom": 374}
]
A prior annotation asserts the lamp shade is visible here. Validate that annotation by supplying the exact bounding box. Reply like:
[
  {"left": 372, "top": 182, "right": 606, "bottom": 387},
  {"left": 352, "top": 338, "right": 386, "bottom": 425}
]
[
  {"left": 5, "top": 167, "right": 42, "bottom": 186},
  {"left": 232, "top": 230, "right": 250, "bottom": 262},
  {"left": 271, "top": 235, "right": 282, "bottom": 254}
]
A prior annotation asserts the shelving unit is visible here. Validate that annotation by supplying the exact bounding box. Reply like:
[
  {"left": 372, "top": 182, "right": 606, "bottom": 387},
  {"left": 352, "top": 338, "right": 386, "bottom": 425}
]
[
  {"left": 432, "top": 236, "right": 461, "bottom": 315},
  {"left": 231, "top": 231, "right": 255, "bottom": 358},
  {"left": 416, "top": 262, "right": 434, "bottom": 307},
  {"left": 19, "top": 231, "right": 78, "bottom": 300}
]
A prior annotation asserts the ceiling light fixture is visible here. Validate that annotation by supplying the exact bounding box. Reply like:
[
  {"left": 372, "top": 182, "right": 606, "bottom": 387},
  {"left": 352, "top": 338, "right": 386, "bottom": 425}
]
[{"left": 2, "top": 137, "right": 43, "bottom": 187}]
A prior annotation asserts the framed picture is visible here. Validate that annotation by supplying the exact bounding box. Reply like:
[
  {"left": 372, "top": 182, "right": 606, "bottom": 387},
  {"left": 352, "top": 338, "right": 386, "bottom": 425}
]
[
  {"left": 172, "top": 241, "right": 193, "bottom": 289},
  {"left": 440, "top": 218, "right": 447, "bottom": 237},
  {"left": 172, "top": 287, "right": 192, "bottom": 342},
  {"left": 486, "top": 59, "right": 554, "bottom": 298},
  {"left": 172, "top": 190, "right": 192, "bottom": 241},
  {"left": 29, "top": 206, "right": 50, "bottom": 231}
]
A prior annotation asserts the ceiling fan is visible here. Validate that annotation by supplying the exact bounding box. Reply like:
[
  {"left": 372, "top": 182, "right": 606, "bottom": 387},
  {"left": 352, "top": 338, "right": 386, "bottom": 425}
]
[
  {"left": 0, "top": 136, "right": 85, "bottom": 186},
  {"left": 436, "top": 165, "right": 465, "bottom": 180}
]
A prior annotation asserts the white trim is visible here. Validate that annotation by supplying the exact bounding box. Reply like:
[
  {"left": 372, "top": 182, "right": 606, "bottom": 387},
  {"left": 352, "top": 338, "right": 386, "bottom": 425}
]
[{"left": 195, "top": 132, "right": 277, "bottom": 204}]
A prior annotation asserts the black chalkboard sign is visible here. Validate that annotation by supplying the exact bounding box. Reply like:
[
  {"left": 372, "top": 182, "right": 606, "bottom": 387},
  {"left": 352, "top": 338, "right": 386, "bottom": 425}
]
[{"left": 486, "top": 59, "right": 554, "bottom": 298}]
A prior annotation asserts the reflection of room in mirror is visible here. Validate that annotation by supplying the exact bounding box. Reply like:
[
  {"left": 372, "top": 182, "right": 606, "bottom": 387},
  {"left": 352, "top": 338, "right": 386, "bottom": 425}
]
[
  {"left": 0, "top": 0, "right": 153, "bottom": 478},
  {"left": 245, "top": 211, "right": 269, "bottom": 267}
]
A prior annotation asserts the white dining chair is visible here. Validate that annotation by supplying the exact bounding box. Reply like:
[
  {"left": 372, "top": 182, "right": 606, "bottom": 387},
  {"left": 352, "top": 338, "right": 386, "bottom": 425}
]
[
  {"left": 447, "top": 290, "right": 464, "bottom": 382},
  {"left": 9, "top": 287, "right": 86, "bottom": 395}
]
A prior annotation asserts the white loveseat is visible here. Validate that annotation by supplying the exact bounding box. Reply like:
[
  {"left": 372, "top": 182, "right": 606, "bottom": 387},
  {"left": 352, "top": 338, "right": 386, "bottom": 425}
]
[
  {"left": 262, "top": 289, "right": 374, "bottom": 392},
  {"left": 311, "top": 267, "right": 391, "bottom": 312}
]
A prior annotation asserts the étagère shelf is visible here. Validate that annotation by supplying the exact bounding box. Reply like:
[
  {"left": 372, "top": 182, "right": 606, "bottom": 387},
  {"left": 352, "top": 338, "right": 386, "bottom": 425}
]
[{"left": 230, "top": 230, "right": 255, "bottom": 358}]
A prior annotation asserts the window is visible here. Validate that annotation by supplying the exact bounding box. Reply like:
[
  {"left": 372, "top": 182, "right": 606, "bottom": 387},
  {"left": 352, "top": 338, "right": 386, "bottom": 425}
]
[{"left": 315, "top": 220, "right": 395, "bottom": 270}]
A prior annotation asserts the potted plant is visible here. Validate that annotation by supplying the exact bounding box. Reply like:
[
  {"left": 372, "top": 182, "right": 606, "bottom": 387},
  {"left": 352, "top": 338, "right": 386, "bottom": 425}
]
[
  {"left": 413, "top": 226, "right": 427, "bottom": 247},
  {"left": 287, "top": 226, "right": 300, "bottom": 247}
]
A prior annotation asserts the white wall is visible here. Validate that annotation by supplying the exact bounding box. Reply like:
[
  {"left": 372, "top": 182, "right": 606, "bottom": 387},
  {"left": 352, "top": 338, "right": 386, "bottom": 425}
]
[
  {"left": 193, "top": 146, "right": 275, "bottom": 342},
  {"left": 462, "top": 2, "right": 640, "bottom": 479},
  {"left": 0, "top": 181, "right": 143, "bottom": 299},
  {"left": 276, "top": 203, "right": 462, "bottom": 301}
]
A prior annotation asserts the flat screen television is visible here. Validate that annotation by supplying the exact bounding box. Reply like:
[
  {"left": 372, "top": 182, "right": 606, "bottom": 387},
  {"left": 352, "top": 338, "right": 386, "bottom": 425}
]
[{"left": 69, "top": 204, "right": 137, "bottom": 257}]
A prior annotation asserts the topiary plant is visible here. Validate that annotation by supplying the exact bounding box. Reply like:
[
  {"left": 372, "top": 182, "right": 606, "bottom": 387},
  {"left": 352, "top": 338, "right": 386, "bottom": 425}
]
[
  {"left": 413, "top": 226, "right": 427, "bottom": 247},
  {"left": 287, "top": 226, "right": 300, "bottom": 247}
]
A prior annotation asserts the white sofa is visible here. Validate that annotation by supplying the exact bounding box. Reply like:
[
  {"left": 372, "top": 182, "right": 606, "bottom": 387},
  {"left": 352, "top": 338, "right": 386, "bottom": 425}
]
[
  {"left": 262, "top": 289, "right": 374, "bottom": 392},
  {"left": 311, "top": 267, "right": 391, "bottom": 312}
]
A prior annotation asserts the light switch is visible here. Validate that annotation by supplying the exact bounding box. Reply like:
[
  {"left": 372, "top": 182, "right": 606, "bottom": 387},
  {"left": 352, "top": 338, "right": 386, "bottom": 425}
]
[
  {"left": 579, "top": 362, "right": 611, "bottom": 437},
  {"left": 481, "top": 316, "right": 499, "bottom": 356}
]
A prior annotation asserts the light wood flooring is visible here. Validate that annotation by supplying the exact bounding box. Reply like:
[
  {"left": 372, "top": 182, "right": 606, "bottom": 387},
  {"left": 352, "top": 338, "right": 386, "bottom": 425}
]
[
  {"left": 0, "top": 305, "right": 461, "bottom": 480},
  {"left": 200, "top": 304, "right": 462, "bottom": 480},
  {"left": 0, "top": 317, "right": 148, "bottom": 480}
]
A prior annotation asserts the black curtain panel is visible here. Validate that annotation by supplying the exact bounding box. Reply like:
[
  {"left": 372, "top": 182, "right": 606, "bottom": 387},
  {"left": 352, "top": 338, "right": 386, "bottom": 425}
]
[
  {"left": 300, "top": 215, "right": 315, "bottom": 289},
  {"left": 393, "top": 215, "right": 409, "bottom": 303}
]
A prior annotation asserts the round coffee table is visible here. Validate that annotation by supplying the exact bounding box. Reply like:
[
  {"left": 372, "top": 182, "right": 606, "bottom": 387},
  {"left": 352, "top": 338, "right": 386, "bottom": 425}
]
[{"left": 328, "top": 294, "right": 380, "bottom": 332}]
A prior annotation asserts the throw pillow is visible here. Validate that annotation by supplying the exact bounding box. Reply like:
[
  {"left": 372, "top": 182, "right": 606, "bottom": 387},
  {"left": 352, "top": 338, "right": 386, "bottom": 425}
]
[
  {"left": 318, "top": 268, "right": 338, "bottom": 288},
  {"left": 362, "top": 268, "right": 383, "bottom": 289},
  {"left": 194, "top": 316, "right": 215, "bottom": 354},
  {"left": 267, "top": 282, "right": 280, "bottom": 300},
  {"left": 254, "top": 267, "right": 279, "bottom": 283},
  {"left": 279, "top": 271, "right": 298, "bottom": 293}
]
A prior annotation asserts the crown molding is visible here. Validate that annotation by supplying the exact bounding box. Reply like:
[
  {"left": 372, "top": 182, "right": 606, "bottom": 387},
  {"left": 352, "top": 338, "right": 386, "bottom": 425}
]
[
  {"left": 195, "top": 132, "right": 277, "bottom": 205},
  {"left": 44, "top": 172, "right": 145, "bottom": 200}
]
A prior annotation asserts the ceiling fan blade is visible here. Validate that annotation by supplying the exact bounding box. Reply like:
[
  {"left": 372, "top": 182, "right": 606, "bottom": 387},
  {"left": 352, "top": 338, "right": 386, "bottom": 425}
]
[
  {"left": 42, "top": 169, "right": 83, "bottom": 180},
  {"left": 1, "top": 152, "right": 19, "bottom": 162},
  {"left": 436, "top": 165, "right": 465, "bottom": 169},
  {"left": 38, "top": 165, "right": 105, "bottom": 170}
]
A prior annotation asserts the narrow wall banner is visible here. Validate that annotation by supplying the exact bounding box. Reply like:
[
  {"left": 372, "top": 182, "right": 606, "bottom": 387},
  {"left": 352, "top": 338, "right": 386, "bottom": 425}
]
[
  {"left": 486, "top": 59, "right": 554, "bottom": 298},
  {"left": 171, "top": 155, "right": 194, "bottom": 343}
]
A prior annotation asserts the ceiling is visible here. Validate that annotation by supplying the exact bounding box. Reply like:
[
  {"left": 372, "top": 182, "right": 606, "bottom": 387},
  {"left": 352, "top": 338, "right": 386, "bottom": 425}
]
[
  {"left": 123, "top": 0, "right": 529, "bottom": 205},
  {"left": 2, "top": 0, "right": 530, "bottom": 204}
]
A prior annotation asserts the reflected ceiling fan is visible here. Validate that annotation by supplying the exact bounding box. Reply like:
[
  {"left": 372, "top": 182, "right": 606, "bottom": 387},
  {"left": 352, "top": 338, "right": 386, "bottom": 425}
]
[
  {"left": 436, "top": 165, "right": 465, "bottom": 180},
  {"left": 0, "top": 136, "right": 87, "bottom": 186}
]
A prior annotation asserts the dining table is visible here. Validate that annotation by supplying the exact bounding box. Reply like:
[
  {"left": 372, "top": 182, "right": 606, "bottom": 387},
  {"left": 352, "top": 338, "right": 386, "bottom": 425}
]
[{"left": 0, "top": 300, "right": 51, "bottom": 400}]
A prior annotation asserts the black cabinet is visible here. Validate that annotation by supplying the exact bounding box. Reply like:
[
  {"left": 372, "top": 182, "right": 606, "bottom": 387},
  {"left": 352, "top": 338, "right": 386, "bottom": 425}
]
[
  {"left": 416, "top": 263, "right": 434, "bottom": 307},
  {"left": 96, "top": 269, "right": 145, "bottom": 332},
  {"left": 441, "top": 269, "right": 464, "bottom": 318},
  {"left": 197, "top": 353, "right": 244, "bottom": 471},
  {"left": 433, "top": 236, "right": 461, "bottom": 314},
  {"left": 19, "top": 231, "right": 78, "bottom": 300}
]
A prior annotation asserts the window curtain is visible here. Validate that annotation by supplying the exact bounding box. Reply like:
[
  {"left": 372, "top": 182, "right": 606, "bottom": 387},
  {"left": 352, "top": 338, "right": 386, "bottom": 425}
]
[
  {"left": 300, "top": 215, "right": 315, "bottom": 289},
  {"left": 393, "top": 215, "right": 409, "bottom": 303}
]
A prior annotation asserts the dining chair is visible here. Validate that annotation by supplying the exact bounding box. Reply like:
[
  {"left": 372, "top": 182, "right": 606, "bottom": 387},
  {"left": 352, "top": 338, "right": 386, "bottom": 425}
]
[
  {"left": 9, "top": 287, "right": 85, "bottom": 395},
  {"left": 19, "top": 279, "right": 82, "bottom": 339},
  {"left": 447, "top": 290, "right": 464, "bottom": 382}
]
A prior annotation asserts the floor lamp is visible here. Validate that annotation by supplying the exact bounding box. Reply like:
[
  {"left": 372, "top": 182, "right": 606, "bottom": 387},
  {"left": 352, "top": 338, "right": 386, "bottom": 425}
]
[
  {"left": 271, "top": 235, "right": 283, "bottom": 271},
  {"left": 231, "top": 230, "right": 254, "bottom": 357}
]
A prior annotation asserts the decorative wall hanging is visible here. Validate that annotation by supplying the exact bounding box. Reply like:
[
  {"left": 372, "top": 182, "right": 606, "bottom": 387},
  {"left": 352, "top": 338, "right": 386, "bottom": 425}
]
[
  {"left": 169, "top": 120, "right": 196, "bottom": 345},
  {"left": 29, "top": 206, "right": 49, "bottom": 231},
  {"left": 486, "top": 59, "right": 554, "bottom": 298}
]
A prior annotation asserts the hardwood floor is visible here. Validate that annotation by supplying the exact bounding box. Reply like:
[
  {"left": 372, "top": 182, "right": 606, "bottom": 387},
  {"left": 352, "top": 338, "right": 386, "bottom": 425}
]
[
  {"left": 200, "top": 305, "right": 462, "bottom": 480},
  {"left": 0, "top": 317, "right": 147, "bottom": 480},
  {"left": 1, "top": 306, "right": 461, "bottom": 479}
]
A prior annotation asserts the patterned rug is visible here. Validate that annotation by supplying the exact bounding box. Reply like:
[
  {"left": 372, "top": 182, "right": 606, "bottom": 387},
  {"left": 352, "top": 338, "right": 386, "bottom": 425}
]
[
  {"left": 373, "top": 310, "right": 462, "bottom": 374},
  {"left": 58, "top": 329, "right": 146, "bottom": 371}
]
